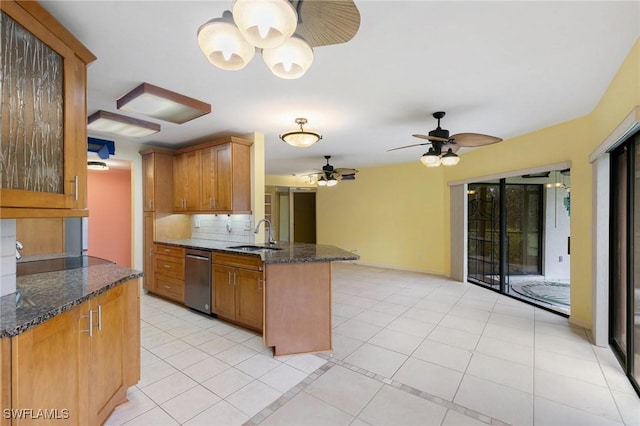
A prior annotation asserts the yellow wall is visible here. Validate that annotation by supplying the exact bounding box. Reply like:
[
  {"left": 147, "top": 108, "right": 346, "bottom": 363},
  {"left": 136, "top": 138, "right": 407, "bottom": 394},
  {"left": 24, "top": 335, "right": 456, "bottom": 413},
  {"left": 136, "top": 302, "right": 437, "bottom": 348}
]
[
  {"left": 313, "top": 38, "right": 640, "bottom": 329},
  {"left": 317, "top": 162, "right": 446, "bottom": 273}
]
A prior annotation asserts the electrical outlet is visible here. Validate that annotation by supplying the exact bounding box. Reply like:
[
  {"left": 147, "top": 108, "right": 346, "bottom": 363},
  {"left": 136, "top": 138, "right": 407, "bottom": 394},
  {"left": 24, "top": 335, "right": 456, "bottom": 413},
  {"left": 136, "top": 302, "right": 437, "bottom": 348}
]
[
  {"left": 194, "top": 218, "right": 200, "bottom": 228},
  {"left": 244, "top": 222, "right": 252, "bottom": 231},
  {"left": 559, "top": 255, "right": 563, "bottom": 262},
  {"left": 226, "top": 221, "right": 232, "bottom": 233}
]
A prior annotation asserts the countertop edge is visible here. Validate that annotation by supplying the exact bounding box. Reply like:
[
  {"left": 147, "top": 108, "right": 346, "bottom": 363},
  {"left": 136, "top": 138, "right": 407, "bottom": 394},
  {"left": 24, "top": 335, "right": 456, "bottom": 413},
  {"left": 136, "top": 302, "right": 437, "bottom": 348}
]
[
  {"left": 154, "top": 239, "right": 360, "bottom": 264},
  {"left": 1, "top": 268, "right": 143, "bottom": 339}
]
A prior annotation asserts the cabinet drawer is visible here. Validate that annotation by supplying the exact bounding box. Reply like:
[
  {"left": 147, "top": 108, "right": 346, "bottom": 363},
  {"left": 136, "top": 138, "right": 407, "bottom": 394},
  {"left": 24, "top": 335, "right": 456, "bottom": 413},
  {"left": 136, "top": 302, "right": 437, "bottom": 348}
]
[
  {"left": 213, "top": 253, "right": 263, "bottom": 271},
  {"left": 155, "top": 276, "right": 184, "bottom": 302},
  {"left": 155, "top": 244, "right": 185, "bottom": 258},
  {"left": 155, "top": 255, "right": 184, "bottom": 279}
]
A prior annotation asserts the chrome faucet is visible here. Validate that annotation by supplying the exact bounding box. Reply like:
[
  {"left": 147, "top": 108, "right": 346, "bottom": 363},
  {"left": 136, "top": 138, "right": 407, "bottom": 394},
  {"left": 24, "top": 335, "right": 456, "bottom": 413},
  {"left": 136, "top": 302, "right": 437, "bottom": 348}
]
[
  {"left": 16, "top": 240, "right": 23, "bottom": 260},
  {"left": 254, "top": 219, "right": 276, "bottom": 244}
]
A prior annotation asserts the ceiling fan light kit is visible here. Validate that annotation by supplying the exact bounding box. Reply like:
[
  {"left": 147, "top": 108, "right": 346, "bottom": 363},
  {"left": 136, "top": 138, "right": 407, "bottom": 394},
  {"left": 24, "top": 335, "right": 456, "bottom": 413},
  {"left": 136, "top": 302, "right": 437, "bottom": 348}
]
[
  {"left": 280, "top": 118, "right": 322, "bottom": 147},
  {"left": 197, "top": 0, "right": 315, "bottom": 79}
]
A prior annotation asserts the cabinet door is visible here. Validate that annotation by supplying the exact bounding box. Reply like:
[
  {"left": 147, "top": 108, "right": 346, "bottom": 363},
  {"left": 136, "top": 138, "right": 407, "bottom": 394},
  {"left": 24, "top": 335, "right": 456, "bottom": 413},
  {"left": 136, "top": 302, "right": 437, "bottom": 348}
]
[
  {"left": 200, "top": 146, "right": 217, "bottom": 211},
  {"left": 11, "top": 302, "right": 90, "bottom": 425},
  {"left": 142, "top": 154, "right": 155, "bottom": 211},
  {"left": 215, "top": 144, "right": 233, "bottom": 211},
  {"left": 235, "top": 268, "right": 264, "bottom": 331},
  {"left": 90, "top": 285, "right": 126, "bottom": 425},
  {"left": 173, "top": 151, "right": 201, "bottom": 212},
  {"left": 143, "top": 212, "right": 155, "bottom": 291},
  {"left": 212, "top": 264, "right": 236, "bottom": 320}
]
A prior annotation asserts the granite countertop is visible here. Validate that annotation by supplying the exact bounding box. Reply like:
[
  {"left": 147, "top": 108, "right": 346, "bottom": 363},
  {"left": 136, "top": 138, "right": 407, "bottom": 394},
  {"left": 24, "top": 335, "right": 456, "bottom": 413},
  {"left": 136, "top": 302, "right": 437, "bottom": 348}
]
[
  {"left": 0, "top": 263, "right": 142, "bottom": 338},
  {"left": 154, "top": 238, "right": 359, "bottom": 264}
]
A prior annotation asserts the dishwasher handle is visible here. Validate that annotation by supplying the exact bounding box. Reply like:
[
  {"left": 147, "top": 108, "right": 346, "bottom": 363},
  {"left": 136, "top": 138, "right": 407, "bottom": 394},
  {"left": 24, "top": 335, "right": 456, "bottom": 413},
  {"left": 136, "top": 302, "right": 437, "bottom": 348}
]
[{"left": 186, "top": 254, "right": 210, "bottom": 261}]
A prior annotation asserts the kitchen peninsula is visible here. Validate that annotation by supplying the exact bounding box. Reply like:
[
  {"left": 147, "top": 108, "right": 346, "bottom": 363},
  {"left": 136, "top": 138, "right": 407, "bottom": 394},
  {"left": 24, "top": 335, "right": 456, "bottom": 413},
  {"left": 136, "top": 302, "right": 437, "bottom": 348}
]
[
  {"left": 153, "top": 239, "right": 358, "bottom": 356},
  {"left": 0, "top": 261, "right": 142, "bottom": 425}
]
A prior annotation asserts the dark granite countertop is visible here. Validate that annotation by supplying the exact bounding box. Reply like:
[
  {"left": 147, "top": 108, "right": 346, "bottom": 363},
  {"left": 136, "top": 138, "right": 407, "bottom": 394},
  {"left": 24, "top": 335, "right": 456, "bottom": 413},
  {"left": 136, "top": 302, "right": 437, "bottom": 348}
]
[
  {"left": 1, "top": 263, "right": 142, "bottom": 338},
  {"left": 154, "top": 239, "right": 359, "bottom": 264}
]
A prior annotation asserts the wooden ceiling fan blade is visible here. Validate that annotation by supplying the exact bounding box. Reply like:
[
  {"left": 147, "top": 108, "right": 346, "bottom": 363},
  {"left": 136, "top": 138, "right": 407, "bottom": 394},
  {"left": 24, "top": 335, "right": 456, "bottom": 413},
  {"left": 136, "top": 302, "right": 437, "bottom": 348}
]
[
  {"left": 450, "top": 133, "right": 502, "bottom": 147},
  {"left": 444, "top": 143, "right": 461, "bottom": 153},
  {"left": 412, "top": 134, "right": 449, "bottom": 142},
  {"left": 295, "top": 0, "right": 360, "bottom": 48},
  {"left": 387, "top": 142, "right": 431, "bottom": 152},
  {"left": 334, "top": 167, "right": 358, "bottom": 175}
]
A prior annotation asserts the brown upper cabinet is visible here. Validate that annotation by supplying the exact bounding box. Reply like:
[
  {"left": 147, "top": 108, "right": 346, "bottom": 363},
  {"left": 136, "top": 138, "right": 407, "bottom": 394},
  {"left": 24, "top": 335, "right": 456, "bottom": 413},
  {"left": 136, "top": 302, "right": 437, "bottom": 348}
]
[
  {"left": 173, "top": 137, "right": 252, "bottom": 214},
  {"left": 0, "top": 1, "right": 96, "bottom": 218},
  {"left": 141, "top": 149, "right": 174, "bottom": 213}
]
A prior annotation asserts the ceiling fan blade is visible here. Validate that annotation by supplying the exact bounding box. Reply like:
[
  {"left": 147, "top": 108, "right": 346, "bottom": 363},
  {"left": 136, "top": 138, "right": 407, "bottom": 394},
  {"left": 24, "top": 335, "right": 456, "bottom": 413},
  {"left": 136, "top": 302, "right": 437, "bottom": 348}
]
[
  {"left": 450, "top": 133, "right": 502, "bottom": 147},
  {"left": 295, "top": 0, "right": 360, "bottom": 48},
  {"left": 412, "top": 134, "right": 449, "bottom": 142},
  {"left": 334, "top": 167, "right": 358, "bottom": 175},
  {"left": 387, "top": 142, "right": 431, "bottom": 152},
  {"left": 443, "top": 143, "right": 461, "bottom": 153}
]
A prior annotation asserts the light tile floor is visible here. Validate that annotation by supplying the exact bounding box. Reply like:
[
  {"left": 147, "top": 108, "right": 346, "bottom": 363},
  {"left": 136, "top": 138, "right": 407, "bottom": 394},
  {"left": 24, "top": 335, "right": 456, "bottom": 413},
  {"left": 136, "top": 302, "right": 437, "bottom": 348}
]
[{"left": 106, "top": 262, "right": 640, "bottom": 426}]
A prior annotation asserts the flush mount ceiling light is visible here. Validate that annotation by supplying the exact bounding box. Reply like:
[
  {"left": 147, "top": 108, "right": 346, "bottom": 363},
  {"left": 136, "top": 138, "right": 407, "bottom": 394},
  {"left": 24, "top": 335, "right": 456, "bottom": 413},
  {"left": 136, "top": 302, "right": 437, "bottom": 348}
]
[
  {"left": 87, "top": 110, "right": 160, "bottom": 138},
  {"left": 87, "top": 161, "right": 109, "bottom": 171},
  {"left": 117, "top": 83, "right": 211, "bottom": 124},
  {"left": 280, "top": 118, "right": 322, "bottom": 147}
]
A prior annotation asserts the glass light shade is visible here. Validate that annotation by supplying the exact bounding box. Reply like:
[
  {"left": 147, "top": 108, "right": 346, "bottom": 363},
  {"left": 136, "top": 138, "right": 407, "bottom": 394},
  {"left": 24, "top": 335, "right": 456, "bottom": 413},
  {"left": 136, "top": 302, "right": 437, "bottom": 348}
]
[
  {"left": 117, "top": 83, "right": 211, "bottom": 124},
  {"left": 420, "top": 151, "right": 441, "bottom": 167},
  {"left": 232, "top": 0, "right": 297, "bottom": 49},
  {"left": 326, "top": 177, "right": 338, "bottom": 187},
  {"left": 440, "top": 149, "right": 460, "bottom": 166},
  {"left": 198, "top": 17, "right": 255, "bottom": 71},
  {"left": 87, "top": 110, "right": 160, "bottom": 138},
  {"left": 263, "top": 36, "right": 314, "bottom": 79},
  {"left": 317, "top": 177, "right": 327, "bottom": 186},
  {"left": 280, "top": 118, "right": 322, "bottom": 147}
]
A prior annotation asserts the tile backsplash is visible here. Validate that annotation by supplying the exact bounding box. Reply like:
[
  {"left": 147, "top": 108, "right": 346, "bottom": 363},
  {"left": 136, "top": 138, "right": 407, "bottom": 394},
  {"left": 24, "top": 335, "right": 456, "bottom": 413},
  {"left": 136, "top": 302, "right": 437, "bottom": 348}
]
[
  {"left": 191, "top": 214, "right": 255, "bottom": 243},
  {"left": 0, "top": 219, "right": 17, "bottom": 296}
]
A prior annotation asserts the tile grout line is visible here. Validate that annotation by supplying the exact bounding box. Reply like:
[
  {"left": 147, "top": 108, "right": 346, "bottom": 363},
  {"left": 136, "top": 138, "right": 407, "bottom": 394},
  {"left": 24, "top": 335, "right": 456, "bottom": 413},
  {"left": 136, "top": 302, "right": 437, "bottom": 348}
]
[{"left": 246, "top": 351, "right": 514, "bottom": 426}]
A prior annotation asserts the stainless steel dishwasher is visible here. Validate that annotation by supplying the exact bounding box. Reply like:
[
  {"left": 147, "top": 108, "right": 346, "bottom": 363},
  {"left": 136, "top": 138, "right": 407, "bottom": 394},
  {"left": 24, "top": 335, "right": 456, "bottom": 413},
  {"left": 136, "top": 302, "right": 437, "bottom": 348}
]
[{"left": 184, "top": 249, "right": 212, "bottom": 314}]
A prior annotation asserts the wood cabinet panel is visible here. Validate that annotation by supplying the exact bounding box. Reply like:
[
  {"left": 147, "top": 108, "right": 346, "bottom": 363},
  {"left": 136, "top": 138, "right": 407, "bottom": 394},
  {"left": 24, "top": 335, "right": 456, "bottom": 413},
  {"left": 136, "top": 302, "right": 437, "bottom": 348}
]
[
  {"left": 154, "top": 276, "right": 184, "bottom": 302},
  {"left": 173, "top": 151, "right": 201, "bottom": 212},
  {"left": 212, "top": 253, "right": 264, "bottom": 332},
  {"left": 212, "top": 264, "right": 236, "bottom": 320},
  {"left": 11, "top": 300, "right": 90, "bottom": 425},
  {"left": 235, "top": 268, "right": 263, "bottom": 331},
  {"left": 0, "top": 1, "right": 95, "bottom": 215},
  {"left": 143, "top": 212, "right": 155, "bottom": 292},
  {"left": 153, "top": 244, "right": 185, "bottom": 303},
  {"left": 5, "top": 279, "right": 139, "bottom": 425}
]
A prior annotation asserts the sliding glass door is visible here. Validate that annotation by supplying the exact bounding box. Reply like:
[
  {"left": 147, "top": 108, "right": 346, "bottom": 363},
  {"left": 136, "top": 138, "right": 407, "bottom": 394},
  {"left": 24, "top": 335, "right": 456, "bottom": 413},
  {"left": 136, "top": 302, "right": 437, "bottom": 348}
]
[
  {"left": 610, "top": 133, "right": 640, "bottom": 393},
  {"left": 468, "top": 172, "right": 569, "bottom": 314}
]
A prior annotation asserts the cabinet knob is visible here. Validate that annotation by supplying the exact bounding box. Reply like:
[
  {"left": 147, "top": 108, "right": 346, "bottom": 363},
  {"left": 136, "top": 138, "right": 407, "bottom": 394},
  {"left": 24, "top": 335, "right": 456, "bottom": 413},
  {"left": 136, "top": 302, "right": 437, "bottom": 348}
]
[{"left": 163, "top": 264, "right": 171, "bottom": 269}]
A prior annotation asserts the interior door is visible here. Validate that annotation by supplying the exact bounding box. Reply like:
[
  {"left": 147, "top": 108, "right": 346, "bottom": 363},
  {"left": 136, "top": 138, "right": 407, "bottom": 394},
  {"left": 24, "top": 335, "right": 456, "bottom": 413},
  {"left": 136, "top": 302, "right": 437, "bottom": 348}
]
[{"left": 292, "top": 191, "right": 316, "bottom": 243}]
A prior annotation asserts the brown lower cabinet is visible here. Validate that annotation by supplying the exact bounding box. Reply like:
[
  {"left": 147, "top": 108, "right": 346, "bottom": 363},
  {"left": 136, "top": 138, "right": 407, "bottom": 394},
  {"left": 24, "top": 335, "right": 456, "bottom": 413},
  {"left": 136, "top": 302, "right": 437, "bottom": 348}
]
[
  {"left": 2, "top": 279, "right": 140, "bottom": 426},
  {"left": 212, "top": 253, "right": 264, "bottom": 332},
  {"left": 153, "top": 244, "right": 185, "bottom": 303}
]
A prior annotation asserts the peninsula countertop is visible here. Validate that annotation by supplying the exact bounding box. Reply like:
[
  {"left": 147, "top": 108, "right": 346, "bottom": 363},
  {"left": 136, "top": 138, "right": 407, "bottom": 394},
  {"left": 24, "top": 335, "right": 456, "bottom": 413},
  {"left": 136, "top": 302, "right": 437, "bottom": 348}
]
[
  {"left": 1, "top": 262, "right": 142, "bottom": 338},
  {"left": 154, "top": 239, "right": 359, "bottom": 264}
]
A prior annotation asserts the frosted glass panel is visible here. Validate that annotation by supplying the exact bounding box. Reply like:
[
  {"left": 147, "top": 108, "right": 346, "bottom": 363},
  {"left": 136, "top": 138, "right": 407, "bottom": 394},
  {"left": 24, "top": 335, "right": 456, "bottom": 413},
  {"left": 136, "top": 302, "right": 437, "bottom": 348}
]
[{"left": 1, "top": 11, "right": 64, "bottom": 193}]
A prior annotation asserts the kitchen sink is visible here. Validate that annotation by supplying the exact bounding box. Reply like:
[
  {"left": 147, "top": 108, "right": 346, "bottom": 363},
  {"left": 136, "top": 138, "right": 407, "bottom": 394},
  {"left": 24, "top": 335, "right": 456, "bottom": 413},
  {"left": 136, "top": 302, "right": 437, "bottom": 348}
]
[{"left": 227, "top": 245, "right": 283, "bottom": 251}]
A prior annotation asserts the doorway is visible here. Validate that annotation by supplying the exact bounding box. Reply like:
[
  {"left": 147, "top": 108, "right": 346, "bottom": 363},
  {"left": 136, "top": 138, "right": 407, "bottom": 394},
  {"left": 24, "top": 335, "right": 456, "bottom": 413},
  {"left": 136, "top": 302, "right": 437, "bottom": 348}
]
[
  {"left": 467, "top": 170, "right": 570, "bottom": 314},
  {"left": 265, "top": 186, "right": 317, "bottom": 243}
]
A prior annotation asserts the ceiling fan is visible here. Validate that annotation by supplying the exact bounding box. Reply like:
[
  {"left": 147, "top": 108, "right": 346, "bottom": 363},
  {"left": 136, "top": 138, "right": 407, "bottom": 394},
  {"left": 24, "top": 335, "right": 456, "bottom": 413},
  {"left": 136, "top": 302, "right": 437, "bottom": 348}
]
[
  {"left": 387, "top": 111, "right": 503, "bottom": 167},
  {"left": 309, "top": 156, "right": 358, "bottom": 186},
  {"left": 293, "top": 0, "right": 361, "bottom": 48}
]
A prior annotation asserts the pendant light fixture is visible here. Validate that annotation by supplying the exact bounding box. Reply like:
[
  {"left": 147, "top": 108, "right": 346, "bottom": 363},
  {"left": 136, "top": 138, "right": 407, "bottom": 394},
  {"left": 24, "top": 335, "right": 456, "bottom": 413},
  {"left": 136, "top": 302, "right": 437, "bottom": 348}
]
[
  {"left": 280, "top": 118, "right": 322, "bottom": 147},
  {"left": 440, "top": 148, "right": 460, "bottom": 166},
  {"left": 263, "top": 35, "right": 314, "bottom": 79},
  {"left": 197, "top": 11, "right": 255, "bottom": 71},
  {"left": 420, "top": 148, "right": 441, "bottom": 167},
  {"left": 232, "top": 0, "right": 298, "bottom": 49}
]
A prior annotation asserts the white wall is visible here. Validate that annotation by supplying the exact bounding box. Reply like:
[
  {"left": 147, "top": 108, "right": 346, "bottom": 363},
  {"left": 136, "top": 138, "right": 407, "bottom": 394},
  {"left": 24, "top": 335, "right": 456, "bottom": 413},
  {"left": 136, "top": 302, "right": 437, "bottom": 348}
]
[{"left": 543, "top": 185, "right": 571, "bottom": 280}]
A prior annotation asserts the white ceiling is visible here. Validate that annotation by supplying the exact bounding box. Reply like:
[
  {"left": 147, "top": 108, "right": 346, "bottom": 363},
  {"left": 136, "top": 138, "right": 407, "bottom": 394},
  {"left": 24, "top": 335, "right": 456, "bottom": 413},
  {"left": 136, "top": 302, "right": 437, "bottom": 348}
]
[{"left": 41, "top": 1, "right": 640, "bottom": 176}]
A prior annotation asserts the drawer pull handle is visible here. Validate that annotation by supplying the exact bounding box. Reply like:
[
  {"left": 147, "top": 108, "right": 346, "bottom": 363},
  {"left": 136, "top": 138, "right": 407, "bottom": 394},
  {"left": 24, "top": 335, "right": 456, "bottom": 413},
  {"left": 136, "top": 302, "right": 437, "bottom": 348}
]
[
  {"left": 164, "top": 285, "right": 171, "bottom": 289},
  {"left": 163, "top": 265, "right": 171, "bottom": 269},
  {"left": 82, "top": 310, "right": 94, "bottom": 337}
]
